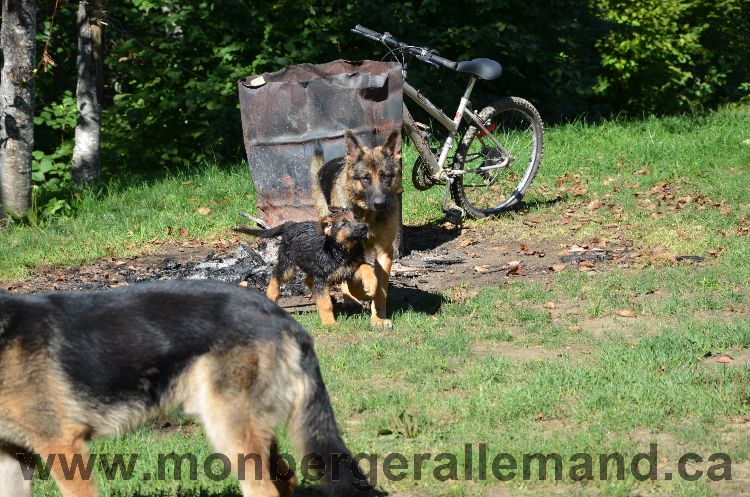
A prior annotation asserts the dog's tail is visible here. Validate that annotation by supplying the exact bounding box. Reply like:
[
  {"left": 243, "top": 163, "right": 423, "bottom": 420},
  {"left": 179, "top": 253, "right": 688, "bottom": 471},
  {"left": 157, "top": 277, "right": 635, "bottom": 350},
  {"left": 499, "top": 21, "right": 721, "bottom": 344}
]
[
  {"left": 287, "top": 332, "right": 373, "bottom": 496},
  {"left": 233, "top": 224, "right": 286, "bottom": 239},
  {"left": 310, "top": 141, "right": 329, "bottom": 216}
]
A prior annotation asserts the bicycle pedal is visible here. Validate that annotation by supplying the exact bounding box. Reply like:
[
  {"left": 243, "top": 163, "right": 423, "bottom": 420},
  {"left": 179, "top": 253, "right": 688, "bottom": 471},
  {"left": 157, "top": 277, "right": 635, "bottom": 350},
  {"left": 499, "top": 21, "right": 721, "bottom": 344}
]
[{"left": 441, "top": 204, "right": 465, "bottom": 225}]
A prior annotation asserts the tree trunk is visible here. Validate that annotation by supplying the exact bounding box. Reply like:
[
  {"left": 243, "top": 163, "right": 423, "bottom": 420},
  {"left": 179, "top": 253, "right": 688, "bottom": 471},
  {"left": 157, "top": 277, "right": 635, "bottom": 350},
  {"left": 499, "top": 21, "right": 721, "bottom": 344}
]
[
  {"left": 0, "top": 0, "right": 36, "bottom": 217},
  {"left": 72, "top": 0, "right": 102, "bottom": 184}
]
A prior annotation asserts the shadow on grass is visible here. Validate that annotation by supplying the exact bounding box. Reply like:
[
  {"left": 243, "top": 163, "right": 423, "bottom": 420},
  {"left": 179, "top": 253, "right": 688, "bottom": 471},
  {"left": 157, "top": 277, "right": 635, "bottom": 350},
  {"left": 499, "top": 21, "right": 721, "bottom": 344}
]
[
  {"left": 294, "top": 485, "right": 388, "bottom": 497},
  {"left": 389, "top": 285, "right": 446, "bottom": 316},
  {"left": 127, "top": 482, "right": 387, "bottom": 497},
  {"left": 402, "top": 222, "right": 461, "bottom": 254},
  {"left": 507, "top": 195, "right": 565, "bottom": 212},
  {"left": 334, "top": 285, "right": 445, "bottom": 319}
]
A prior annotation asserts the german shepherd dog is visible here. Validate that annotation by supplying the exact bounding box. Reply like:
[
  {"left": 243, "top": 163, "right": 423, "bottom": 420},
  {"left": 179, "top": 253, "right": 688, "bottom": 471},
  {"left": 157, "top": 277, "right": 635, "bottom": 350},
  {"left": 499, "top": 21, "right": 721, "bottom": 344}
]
[
  {"left": 0, "top": 280, "right": 371, "bottom": 497},
  {"left": 311, "top": 130, "right": 402, "bottom": 329},
  {"left": 235, "top": 208, "right": 369, "bottom": 326}
]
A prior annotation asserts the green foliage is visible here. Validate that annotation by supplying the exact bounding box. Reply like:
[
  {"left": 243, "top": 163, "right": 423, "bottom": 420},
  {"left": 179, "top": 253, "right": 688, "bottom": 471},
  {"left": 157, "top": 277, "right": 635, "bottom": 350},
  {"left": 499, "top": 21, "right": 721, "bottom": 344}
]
[
  {"left": 591, "top": 0, "right": 750, "bottom": 114},
  {"left": 32, "top": 90, "right": 75, "bottom": 186},
  {"left": 30, "top": 0, "right": 750, "bottom": 177},
  {"left": 15, "top": 91, "right": 79, "bottom": 227}
]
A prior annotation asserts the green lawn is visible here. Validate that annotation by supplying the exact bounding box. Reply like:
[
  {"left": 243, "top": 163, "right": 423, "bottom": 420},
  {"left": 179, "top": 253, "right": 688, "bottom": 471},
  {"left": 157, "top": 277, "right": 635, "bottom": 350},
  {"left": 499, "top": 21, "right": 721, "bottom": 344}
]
[{"left": 7, "top": 104, "right": 750, "bottom": 496}]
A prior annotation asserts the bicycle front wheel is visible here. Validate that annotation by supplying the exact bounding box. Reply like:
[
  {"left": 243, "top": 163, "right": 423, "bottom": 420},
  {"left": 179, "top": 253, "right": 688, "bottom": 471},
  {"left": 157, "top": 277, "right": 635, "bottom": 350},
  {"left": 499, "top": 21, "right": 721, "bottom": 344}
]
[{"left": 451, "top": 97, "right": 544, "bottom": 218}]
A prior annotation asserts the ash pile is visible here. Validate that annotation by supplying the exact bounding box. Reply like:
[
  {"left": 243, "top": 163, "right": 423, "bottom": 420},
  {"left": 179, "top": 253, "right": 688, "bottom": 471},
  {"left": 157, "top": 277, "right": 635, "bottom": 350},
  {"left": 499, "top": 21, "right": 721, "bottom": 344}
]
[{"left": 133, "top": 240, "right": 308, "bottom": 297}]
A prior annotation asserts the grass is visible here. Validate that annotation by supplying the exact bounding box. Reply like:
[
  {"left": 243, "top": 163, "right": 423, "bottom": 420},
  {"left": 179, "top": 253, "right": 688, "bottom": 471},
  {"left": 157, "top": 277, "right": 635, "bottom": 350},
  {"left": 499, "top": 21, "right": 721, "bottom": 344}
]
[
  {"left": 0, "top": 163, "right": 256, "bottom": 280},
  {"left": 4, "top": 104, "right": 750, "bottom": 496}
]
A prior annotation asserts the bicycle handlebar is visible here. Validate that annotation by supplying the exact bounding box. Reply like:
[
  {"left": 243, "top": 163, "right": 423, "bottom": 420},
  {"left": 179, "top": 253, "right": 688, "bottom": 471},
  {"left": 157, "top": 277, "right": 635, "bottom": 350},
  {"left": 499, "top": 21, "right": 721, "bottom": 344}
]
[{"left": 352, "top": 25, "right": 457, "bottom": 70}]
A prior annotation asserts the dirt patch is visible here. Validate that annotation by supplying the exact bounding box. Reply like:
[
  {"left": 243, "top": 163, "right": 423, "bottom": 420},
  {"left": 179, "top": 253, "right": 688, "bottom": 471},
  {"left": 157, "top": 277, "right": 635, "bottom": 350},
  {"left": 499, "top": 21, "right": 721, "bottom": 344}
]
[
  {"left": 629, "top": 427, "right": 682, "bottom": 452},
  {"left": 576, "top": 315, "right": 675, "bottom": 341},
  {"left": 471, "top": 340, "right": 592, "bottom": 362},
  {"left": 702, "top": 348, "right": 750, "bottom": 369},
  {"left": 1, "top": 234, "right": 308, "bottom": 297},
  {"left": 391, "top": 224, "right": 634, "bottom": 295},
  {"left": 1, "top": 223, "right": 633, "bottom": 301}
]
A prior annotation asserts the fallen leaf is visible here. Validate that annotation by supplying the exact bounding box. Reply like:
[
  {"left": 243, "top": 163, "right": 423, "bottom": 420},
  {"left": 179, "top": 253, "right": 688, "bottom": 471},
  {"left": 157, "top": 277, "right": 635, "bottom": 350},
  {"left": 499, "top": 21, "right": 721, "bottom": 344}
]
[
  {"left": 616, "top": 309, "right": 637, "bottom": 318},
  {"left": 474, "top": 264, "right": 490, "bottom": 273},
  {"left": 568, "top": 325, "right": 582, "bottom": 332},
  {"left": 459, "top": 238, "right": 478, "bottom": 248},
  {"left": 717, "top": 355, "right": 733, "bottom": 364},
  {"left": 543, "top": 301, "right": 556, "bottom": 309},
  {"left": 550, "top": 263, "right": 567, "bottom": 272},
  {"left": 454, "top": 288, "right": 480, "bottom": 300},
  {"left": 650, "top": 244, "right": 667, "bottom": 256},
  {"left": 178, "top": 228, "right": 189, "bottom": 236},
  {"left": 197, "top": 207, "right": 211, "bottom": 215},
  {"left": 586, "top": 199, "right": 602, "bottom": 211},
  {"left": 506, "top": 265, "right": 524, "bottom": 276}
]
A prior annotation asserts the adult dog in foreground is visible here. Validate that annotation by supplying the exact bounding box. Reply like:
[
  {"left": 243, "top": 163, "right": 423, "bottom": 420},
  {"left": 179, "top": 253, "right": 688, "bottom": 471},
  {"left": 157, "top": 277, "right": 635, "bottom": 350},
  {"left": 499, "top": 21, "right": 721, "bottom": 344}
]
[
  {"left": 311, "top": 130, "right": 402, "bottom": 329},
  {"left": 0, "top": 280, "right": 371, "bottom": 497}
]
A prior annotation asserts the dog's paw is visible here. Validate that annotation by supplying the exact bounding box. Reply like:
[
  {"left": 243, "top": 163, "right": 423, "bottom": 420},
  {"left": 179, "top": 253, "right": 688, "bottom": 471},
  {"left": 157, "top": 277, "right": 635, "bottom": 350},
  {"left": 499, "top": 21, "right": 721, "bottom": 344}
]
[{"left": 370, "top": 317, "right": 392, "bottom": 329}]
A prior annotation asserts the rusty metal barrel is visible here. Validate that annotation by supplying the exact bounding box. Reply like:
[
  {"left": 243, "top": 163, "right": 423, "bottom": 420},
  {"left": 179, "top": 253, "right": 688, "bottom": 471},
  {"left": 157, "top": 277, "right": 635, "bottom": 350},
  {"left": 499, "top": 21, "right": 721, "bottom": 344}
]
[{"left": 238, "top": 60, "right": 403, "bottom": 227}]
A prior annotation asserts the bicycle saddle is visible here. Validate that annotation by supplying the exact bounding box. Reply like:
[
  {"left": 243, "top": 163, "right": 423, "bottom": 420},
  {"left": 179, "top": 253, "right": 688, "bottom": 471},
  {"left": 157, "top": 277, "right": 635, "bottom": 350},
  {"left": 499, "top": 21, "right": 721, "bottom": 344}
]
[{"left": 455, "top": 58, "right": 503, "bottom": 80}]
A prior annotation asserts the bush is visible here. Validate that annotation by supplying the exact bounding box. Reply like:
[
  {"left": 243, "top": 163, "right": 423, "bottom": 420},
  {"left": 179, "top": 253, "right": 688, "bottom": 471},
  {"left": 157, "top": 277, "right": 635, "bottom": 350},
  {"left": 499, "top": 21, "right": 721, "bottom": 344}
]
[
  {"left": 591, "top": 0, "right": 750, "bottom": 114},
  {"left": 30, "top": 0, "right": 750, "bottom": 176}
]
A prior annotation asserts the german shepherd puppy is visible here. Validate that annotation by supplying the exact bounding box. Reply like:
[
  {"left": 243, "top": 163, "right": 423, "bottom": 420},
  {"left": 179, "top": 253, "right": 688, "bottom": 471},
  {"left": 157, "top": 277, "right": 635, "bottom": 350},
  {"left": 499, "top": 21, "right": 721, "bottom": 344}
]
[
  {"left": 235, "top": 208, "right": 369, "bottom": 326},
  {"left": 311, "top": 130, "right": 402, "bottom": 329},
  {"left": 0, "top": 280, "right": 371, "bottom": 497}
]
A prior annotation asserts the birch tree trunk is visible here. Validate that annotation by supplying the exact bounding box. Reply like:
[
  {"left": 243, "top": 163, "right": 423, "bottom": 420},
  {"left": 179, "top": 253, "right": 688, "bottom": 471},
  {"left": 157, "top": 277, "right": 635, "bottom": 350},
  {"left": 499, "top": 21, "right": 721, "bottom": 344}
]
[
  {"left": 0, "top": 0, "right": 36, "bottom": 218},
  {"left": 71, "top": 0, "right": 102, "bottom": 184}
]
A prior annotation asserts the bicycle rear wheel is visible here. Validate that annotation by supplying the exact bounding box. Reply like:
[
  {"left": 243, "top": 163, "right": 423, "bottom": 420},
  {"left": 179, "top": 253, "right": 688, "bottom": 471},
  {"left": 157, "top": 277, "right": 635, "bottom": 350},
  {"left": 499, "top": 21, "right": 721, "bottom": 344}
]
[{"left": 451, "top": 97, "right": 544, "bottom": 218}]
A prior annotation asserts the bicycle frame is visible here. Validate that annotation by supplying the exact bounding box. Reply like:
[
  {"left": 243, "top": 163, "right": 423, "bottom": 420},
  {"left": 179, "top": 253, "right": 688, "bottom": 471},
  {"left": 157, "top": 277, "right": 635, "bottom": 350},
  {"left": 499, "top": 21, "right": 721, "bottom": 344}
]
[{"left": 402, "top": 76, "right": 507, "bottom": 182}]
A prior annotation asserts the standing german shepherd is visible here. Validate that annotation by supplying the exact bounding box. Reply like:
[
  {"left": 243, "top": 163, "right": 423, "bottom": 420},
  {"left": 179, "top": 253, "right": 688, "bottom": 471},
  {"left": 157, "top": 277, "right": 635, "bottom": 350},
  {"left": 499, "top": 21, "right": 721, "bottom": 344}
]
[
  {"left": 0, "top": 280, "right": 371, "bottom": 497},
  {"left": 310, "top": 130, "right": 402, "bottom": 329}
]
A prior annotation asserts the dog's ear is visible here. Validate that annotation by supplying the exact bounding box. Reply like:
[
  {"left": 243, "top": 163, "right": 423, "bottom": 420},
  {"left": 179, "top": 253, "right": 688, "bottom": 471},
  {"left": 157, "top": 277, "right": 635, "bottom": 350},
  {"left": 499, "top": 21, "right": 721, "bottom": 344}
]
[
  {"left": 318, "top": 215, "right": 335, "bottom": 236},
  {"left": 344, "top": 130, "right": 364, "bottom": 162},
  {"left": 383, "top": 129, "right": 401, "bottom": 162}
]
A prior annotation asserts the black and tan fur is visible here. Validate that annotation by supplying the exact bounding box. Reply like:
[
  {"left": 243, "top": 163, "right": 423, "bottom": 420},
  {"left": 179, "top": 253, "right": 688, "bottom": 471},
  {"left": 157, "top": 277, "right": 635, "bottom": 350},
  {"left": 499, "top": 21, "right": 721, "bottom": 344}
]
[
  {"left": 0, "top": 280, "right": 371, "bottom": 497},
  {"left": 311, "top": 130, "right": 402, "bottom": 329},
  {"left": 235, "top": 209, "right": 368, "bottom": 326}
]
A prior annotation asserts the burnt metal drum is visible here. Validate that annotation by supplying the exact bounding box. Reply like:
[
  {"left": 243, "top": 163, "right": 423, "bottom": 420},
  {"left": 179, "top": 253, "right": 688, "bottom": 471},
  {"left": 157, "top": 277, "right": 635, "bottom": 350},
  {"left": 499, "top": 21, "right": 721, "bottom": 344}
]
[{"left": 238, "top": 60, "right": 403, "bottom": 227}]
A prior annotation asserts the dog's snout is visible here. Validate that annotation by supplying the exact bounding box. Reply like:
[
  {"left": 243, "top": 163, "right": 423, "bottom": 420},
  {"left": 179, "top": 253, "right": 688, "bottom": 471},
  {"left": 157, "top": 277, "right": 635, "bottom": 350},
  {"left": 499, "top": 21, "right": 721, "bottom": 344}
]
[
  {"left": 353, "top": 223, "right": 369, "bottom": 237},
  {"left": 372, "top": 196, "right": 387, "bottom": 209}
]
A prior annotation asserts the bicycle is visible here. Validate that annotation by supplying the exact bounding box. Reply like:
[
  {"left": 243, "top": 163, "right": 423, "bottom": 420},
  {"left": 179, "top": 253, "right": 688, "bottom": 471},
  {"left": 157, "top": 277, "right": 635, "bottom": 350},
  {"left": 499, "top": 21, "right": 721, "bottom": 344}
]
[{"left": 351, "top": 25, "right": 544, "bottom": 221}]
